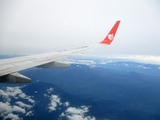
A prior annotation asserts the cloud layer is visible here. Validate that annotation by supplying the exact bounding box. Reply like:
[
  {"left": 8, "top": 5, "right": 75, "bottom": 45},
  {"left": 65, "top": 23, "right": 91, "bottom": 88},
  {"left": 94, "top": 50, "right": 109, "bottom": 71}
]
[
  {"left": 0, "top": 85, "right": 96, "bottom": 120},
  {"left": 0, "top": 86, "right": 35, "bottom": 120},
  {"left": 60, "top": 106, "right": 95, "bottom": 120}
]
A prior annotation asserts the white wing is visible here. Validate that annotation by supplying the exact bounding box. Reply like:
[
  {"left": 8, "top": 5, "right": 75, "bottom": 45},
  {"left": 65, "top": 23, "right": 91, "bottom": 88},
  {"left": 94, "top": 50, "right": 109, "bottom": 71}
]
[{"left": 0, "top": 21, "right": 120, "bottom": 83}]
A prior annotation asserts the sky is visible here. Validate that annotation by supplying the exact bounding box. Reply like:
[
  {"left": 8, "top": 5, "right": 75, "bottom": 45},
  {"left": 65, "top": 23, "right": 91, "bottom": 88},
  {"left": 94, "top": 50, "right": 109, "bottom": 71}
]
[{"left": 0, "top": 0, "right": 160, "bottom": 56}]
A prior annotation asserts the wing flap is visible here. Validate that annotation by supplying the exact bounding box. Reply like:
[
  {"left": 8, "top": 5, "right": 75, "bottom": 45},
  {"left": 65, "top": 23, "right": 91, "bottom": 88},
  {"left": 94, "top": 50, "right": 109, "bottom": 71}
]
[
  {"left": 0, "top": 72, "right": 31, "bottom": 83},
  {"left": 37, "top": 61, "right": 70, "bottom": 68}
]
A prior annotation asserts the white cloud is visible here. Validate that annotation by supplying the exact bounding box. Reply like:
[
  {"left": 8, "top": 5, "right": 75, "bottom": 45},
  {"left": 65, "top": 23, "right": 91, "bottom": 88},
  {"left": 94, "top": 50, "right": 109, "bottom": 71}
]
[
  {"left": 70, "top": 54, "right": 160, "bottom": 65},
  {"left": 104, "top": 55, "right": 160, "bottom": 65},
  {"left": 0, "top": 102, "right": 12, "bottom": 116},
  {"left": 124, "top": 55, "right": 160, "bottom": 64},
  {"left": 26, "top": 111, "right": 33, "bottom": 116},
  {"left": 4, "top": 87, "right": 35, "bottom": 104},
  {"left": 137, "top": 65, "right": 151, "bottom": 69},
  {"left": 66, "top": 106, "right": 88, "bottom": 114},
  {"left": 3, "top": 113, "right": 20, "bottom": 120},
  {"left": 0, "top": 86, "right": 35, "bottom": 120},
  {"left": 0, "top": 102, "right": 23, "bottom": 120},
  {"left": 44, "top": 94, "right": 48, "bottom": 97},
  {"left": 64, "top": 102, "right": 70, "bottom": 107},
  {"left": 62, "top": 58, "right": 97, "bottom": 68},
  {"left": 65, "top": 59, "right": 96, "bottom": 65},
  {"left": 60, "top": 112, "right": 65, "bottom": 117},
  {"left": 18, "top": 92, "right": 27, "bottom": 98},
  {"left": 59, "top": 106, "right": 96, "bottom": 120},
  {"left": 28, "top": 98, "right": 35, "bottom": 104},
  {"left": 16, "top": 101, "right": 32, "bottom": 109},
  {"left": 12, "top": 105, "right": 26, "bottom": 114},
  {"left": 48, "top": 95, "right": 62, "bottom": 112},
  {"left": 35, "top": 91, "right": 38, "bottom": 93},
  {"left": 0, "top": 90, "right": 10, "bottom": 102},
  {"left": 6, "top": 87, "right": 22, "bottom": 97},
  {"left": 46, "top": 87, "right": 54, "bottom": 94},
  {"left": 100, "top": 61, "right": 107, "bottom": 64},
  {"left": 67, "top": 115, "right": 95, "bottom": 120}
]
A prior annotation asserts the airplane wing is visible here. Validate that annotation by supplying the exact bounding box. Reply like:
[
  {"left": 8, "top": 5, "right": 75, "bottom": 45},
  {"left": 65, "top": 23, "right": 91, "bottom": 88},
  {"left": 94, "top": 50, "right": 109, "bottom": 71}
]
[{"left": 0, "top": 20, "right": 120, "bottom": 83}]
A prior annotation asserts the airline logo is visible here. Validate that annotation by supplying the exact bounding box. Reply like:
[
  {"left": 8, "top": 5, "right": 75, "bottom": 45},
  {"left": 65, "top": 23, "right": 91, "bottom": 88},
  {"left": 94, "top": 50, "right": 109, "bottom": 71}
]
[{"left": 108, "top": 34, "right": 114, "bottom": 40}]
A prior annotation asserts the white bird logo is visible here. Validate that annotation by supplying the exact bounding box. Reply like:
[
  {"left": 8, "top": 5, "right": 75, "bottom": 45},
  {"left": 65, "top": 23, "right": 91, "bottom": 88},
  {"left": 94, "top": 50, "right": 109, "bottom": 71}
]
[{"left": 108, "top": 34, "right": 114, "bottom": 40}]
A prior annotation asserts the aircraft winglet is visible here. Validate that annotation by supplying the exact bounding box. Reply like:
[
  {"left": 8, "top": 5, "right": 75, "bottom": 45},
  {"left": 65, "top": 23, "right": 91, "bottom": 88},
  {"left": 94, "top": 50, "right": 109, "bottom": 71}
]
[{"left": 100, "top": 20, "right": 120, "bottom": 45}]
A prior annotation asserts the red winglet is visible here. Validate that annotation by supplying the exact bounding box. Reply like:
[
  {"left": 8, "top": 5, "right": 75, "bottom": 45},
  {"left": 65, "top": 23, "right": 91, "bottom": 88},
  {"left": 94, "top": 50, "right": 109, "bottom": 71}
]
[{"left": 100, "top": 20, "right": 120, "bottom": 45}]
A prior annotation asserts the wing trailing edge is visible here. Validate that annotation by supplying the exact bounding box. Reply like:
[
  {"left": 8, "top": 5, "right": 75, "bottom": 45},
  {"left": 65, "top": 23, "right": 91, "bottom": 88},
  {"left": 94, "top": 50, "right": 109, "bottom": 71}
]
[{"left": 37, "top": 61, "right": 70, "bottom": 68}]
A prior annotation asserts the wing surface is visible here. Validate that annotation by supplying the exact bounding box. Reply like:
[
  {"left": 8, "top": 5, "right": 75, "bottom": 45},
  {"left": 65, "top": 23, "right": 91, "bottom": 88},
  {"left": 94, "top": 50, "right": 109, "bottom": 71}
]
[{"left": 0, "top": 20, "right": 120, "bottom": 83}]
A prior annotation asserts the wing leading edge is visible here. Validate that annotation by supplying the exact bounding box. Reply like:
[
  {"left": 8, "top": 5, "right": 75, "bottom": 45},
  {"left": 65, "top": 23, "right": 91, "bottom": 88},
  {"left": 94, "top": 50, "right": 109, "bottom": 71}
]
[{"left": 0, "top": 20, "right": 121, "bottom": 83}]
